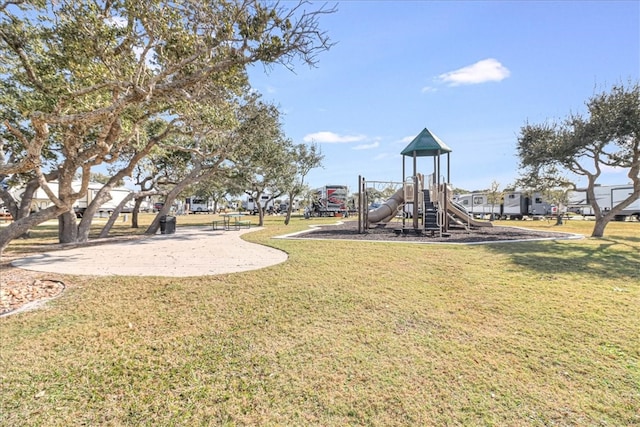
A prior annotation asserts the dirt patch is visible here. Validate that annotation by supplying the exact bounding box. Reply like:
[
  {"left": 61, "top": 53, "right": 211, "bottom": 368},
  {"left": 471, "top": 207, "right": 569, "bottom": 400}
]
[
  {"left": 1, "top": 259, "right": 67, "bottom": 316},
  {"left": 287, "top": 220, "right": 579, "bottom": 244},
  {"left": 1, "top": 234, "right": 151, "bottom": 316}
]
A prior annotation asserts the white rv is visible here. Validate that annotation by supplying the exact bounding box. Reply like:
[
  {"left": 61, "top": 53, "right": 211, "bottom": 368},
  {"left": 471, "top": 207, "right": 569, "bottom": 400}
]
[
  {"left": 185, "top": 196, "right": 211, "bottom": 213},
  {"left": 453, "top": 191, "right": 556, "bottom": 220},
  {"left": 453, "top": 193, "right": 502, "bottom": 219},
  {"left": 10, "top": 181, "right": 133, "bottom": 218},
  {"left": 568, "top": 185, "right": 640, "bottom": 220},
  {"left": 11, "top": 181, "right": 133, "bottom": 218},
  {"left": 73, "top": 184, "right": 133, "bottom": 217},
  {"left": 242, "top": 194, "right": 275, "bottom": 215}
]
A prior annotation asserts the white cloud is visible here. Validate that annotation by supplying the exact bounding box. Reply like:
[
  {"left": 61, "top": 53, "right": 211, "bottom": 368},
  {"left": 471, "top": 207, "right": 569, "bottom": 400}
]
[
  {"left": 397, "top": 135, "right": 415, "bottom": 144},
  {"left": 438, "top": 58, "right": 510, "bottom": 86},
  {"left": 353, "top": 142, "right": 379, "bottom": 150},
  {"left": 303, "top": 131, "right": 366, "bottom": 144},
  {"left": 421, "top": 86, "right": 437, "bottom": 94}
]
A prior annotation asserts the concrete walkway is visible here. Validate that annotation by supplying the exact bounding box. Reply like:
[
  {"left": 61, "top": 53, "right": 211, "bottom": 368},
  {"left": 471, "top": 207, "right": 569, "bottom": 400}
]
[{"left": 11, "top": 227, "right": 288, "bottom": 277}]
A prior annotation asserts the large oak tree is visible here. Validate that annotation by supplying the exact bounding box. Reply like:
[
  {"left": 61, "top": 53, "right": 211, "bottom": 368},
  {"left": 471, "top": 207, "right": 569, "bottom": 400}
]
[
  {"left": 516, "top": 82, "right": 639, "bottom": 237},
  {"left": 0, "top": 0, "right": 334, "bottom": 255}
]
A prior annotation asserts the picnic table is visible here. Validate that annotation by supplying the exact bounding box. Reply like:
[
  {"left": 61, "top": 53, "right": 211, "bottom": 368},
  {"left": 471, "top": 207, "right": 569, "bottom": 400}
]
[{"left": 213, "top": 213, "right": 251, "bottom": 231}]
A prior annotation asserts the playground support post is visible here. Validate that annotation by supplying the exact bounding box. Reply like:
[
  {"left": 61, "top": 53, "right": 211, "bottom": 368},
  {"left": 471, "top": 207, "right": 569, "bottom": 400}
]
[
  {"left": 413, "top": 152, "right": 419, "bottom": 230},
  {"left": 358, "top": 175, "right": 363, "bottom": 233}
]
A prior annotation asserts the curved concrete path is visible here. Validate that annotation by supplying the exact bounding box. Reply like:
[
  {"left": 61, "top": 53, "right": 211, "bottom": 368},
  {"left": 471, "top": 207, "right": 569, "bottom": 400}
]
[{"left": 11, "top": 227, "right": 288, "bottom": 277}]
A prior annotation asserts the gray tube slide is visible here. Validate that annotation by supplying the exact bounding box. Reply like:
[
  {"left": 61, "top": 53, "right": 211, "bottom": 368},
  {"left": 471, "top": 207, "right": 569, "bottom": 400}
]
[
  {"left": 368, "top": 188, "right": 404, "bottom": 224},
  {"left": 367, "top": 187, "right": 492, "bottom": 227}
]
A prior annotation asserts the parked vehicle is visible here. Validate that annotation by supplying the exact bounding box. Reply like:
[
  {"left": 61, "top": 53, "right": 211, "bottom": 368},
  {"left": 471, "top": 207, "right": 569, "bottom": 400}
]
[
  {"left": 9, "top": 180, "right": 134, "bottom": 218},
  {"left": 453, "top": 193, "right": 502, "bottom": 219},
  {"left": 242, "top": 194, "right": 275, "bottom": 215},
  {"left": 453, "top": 191, "right": 556, "bottom": 220},
  {"left": 279, "top": 200, "right": 298, "bottom": 213},
  {"left": 73, "top": 185, "right": 134, "bottom": 217},
  {"left": 310, "top": 185, "right": 348, "bottom": 217},
  {"left": 402, "top": 201, "right": 424, "bottom": 218},
  {"left": 568, "top": 185, "right": 640, "bottom": 221},
  {"left": 185, "top": 197, "right": 211, "bottom": 213}
]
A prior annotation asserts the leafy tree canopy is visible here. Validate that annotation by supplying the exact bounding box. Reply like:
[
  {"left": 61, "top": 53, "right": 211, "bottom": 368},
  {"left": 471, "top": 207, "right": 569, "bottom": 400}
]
[{"left": 516, "top": 81, "right": 640, "bottom": 236}]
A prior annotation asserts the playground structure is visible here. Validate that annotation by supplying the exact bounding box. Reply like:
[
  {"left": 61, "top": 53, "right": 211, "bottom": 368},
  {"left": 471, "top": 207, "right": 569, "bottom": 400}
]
[{"left": 357, "top": 127, "right": 492, "bottom": 237}]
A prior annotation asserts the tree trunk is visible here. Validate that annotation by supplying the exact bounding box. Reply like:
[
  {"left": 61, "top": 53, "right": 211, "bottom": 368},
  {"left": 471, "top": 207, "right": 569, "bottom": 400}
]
[
  {"left": 589, "top": 186, "right": 639, "bottom": 237},
  {"left": 258, "top": 204, "right": 265, "bottom": 226},
  {"left": 132, "top": 197, "right": 144, "bottom": 228},
  {"left": 75, "top": 185, "right": 116, "bottom": 242},
  {"left": 99, "top": 193, "right": 136, "bottom": 238},
  {"left": 555, "top": 214, "right": 564, "bottom": 226},
  {"left": 54, "top": 169, "right": 90, "bottom": 244},
  {"left": 144, "top": 178, "right": 197, "bottom": 235},
  {"left": 0, "top": 207, "right": 64, "bottom": 256},
  {"left": 58, "top": 211, "right": 78, "bottom": 243},
  {"left": 18, "top": 180, "right": 40, "bottom": 218},
  {"left": 591, "top": 217, "right": 608, "bottom": 237},
  {"left": 9, "top": 178, "right": 41, "bottom": 238},
  {"left": 0, "top": 188, "right": 19, "bottom": 218},
  {"left": 0, "top": 176, "right": 40, "bottom": 221},
  {"left": 284, "top": 191, "right": 297, "bottom": 225},
  {"left": 284, "top": 208, "right": 291, "bottom": 225}
]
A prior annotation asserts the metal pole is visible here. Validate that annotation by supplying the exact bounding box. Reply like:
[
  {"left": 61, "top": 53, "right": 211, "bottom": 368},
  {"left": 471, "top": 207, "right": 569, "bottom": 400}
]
[
  {"left": 358, "top": 175, "right": 362, "bottom": 234},
  {"left": 402, "top": 156, "right": 406, "bottom": 228},
  {"left": 413, "top": 151, "right": 418, "bottom": 230},
  {"left": 437, "top": 152, "right": 441, "bottom": 190},
  {"left": 362, "top": 176, "right": 368, "bottom": 232}
]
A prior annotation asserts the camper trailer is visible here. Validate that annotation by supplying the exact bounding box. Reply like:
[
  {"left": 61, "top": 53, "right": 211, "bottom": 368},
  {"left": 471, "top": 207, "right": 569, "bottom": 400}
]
[
  {"left": 453, "top": 193, "right": 501, "bottom": 219},
  {"left": 568, "top": 185, "right": 640, "bottom": 221},
  {"left": 453, "top": 191, "right": 556, "bottom": 220},
  {"left": 185, "top": 197, "right": 211, "bottom": 213},
  {"left": 279, "top": 199, "right": 299, "bottom": 213},
  {"left": 73, "top": 184, "right": 133, "bottom": 217},
  {"left": 310, "top": 185, "right": 348, "bottom": 217},
  {"left": 242, "top": 194, "right": 275, "bottom": 215},
  {"left": 9, "top": 181, "right": 133, "bottom": 218}
]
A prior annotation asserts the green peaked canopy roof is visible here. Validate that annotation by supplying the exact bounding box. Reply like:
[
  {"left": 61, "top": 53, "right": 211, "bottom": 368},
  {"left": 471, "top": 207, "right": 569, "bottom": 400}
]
[{"left": 400, "top": 128, "right": 452, "bottom": 157}]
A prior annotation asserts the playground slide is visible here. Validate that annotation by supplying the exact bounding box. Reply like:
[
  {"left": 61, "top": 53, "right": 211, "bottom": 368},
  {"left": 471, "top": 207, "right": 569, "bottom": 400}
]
[
  {"left": 368, "top": 188, "right": 404, "bottom": 224},
  {"left": 366, "top": 187, "right": 493, "bottom": 228},
  {"left": 447, "top": 200, "right": 493, "bottom": 228}
]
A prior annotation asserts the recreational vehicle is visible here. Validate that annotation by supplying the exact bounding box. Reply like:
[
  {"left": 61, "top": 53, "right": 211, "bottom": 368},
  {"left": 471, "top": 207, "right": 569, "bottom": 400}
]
[
  {"left": 453, "top": 193, "right": 502, "bottom": 219},
  {"left": 185, "top": 197, "right": 211, "bottom": 213},
  {"left": 453, "top": 191, "right": 556, "bottom": 220},
  {"left": 568, "top": 185, "right": 640, "bottom": 221},
  {"left": 8, "top": 181, "right": 133, "bottom": 218},
  {"left": 242, "top": 195, "right": 275, "bottom": 215},
  {"left": 73, "top": 184, "right": 133, "bottom": 217},
  {"left": 311, "top": 185, "right": 349, "bottom": 217}
]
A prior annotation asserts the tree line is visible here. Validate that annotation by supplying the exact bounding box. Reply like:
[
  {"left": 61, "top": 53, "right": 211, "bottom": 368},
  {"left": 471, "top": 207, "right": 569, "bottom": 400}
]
[{"left": 0, "top": 0, "right": 332, "bottom": 255}]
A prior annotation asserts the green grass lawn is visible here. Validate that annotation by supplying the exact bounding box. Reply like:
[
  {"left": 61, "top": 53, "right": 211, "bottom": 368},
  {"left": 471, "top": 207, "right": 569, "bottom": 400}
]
[{"left": 1, "top": 215, "right": 639, "bottom": 426}]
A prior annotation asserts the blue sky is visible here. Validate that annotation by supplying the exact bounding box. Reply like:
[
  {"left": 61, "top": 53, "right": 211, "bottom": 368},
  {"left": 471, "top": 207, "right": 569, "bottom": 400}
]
[{"left": 247, "top": 0, "right": 640, "bottom": 193}]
